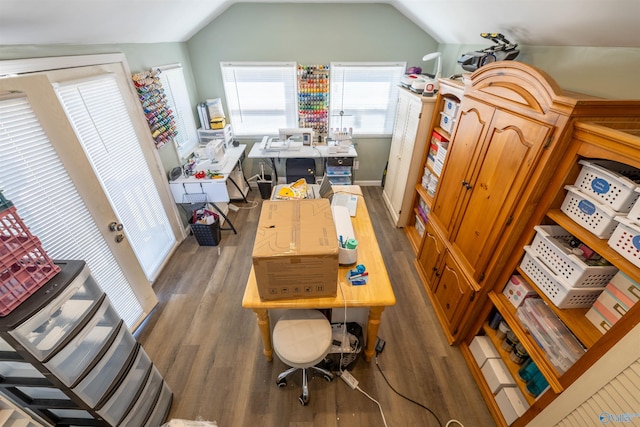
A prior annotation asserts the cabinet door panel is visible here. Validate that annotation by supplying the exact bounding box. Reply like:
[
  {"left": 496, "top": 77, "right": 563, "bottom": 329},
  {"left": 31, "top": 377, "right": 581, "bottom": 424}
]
[
  {"left": 434, "top": 253, "right": 474, "bottom": 330},
  {"left": 433, "top": 99, "right": 494, "bottom": 235},
  {"left": 452, "top": 110, "right": 552, "bottom": 278},
  {"left": 417, "top": 221, "right": 446, "bottom": 289}
]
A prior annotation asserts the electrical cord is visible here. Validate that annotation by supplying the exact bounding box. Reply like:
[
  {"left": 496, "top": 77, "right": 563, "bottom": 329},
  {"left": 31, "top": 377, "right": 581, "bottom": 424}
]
[
  {"left": 375, "top": 355, "right": 443, "bottom": 427},
  {"left": 337, "top": 281, "right": 389, "bottom": 427},
  {"left": 374, "top": 354, "right": 466, "bottom": 427}
]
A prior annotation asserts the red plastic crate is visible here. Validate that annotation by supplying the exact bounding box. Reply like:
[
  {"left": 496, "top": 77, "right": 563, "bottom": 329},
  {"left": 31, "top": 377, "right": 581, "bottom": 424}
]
[{"left": 0, "top": 206, "right": 60, "bottom": 316}]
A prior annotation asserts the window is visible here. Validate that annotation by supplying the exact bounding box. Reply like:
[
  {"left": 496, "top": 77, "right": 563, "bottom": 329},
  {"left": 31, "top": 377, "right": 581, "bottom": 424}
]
[
  {"left": 220, "top": 62, "right": 297, "bottom": 136},
  {"left": 329, "top": 62, "right": 406, "bottom": 136},
  {"left": 155, "top": 64, "right": 199, "bottom": 161}
]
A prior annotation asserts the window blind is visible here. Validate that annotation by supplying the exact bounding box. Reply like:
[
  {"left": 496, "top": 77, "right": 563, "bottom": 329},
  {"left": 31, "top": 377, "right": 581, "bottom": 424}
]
[
  {"left": 220, "top": 62, "right": 297, "bottom": 136},
  {"left": 330, "top": 62, "right": 406, "bottom": 136},
  {"left": 156, "top": 64, "right": 199, "bottom": 160},
  {"left": 0, "top": 94, "right": 145, "bottom": 327},
  {"left": 54, "top": 74, "right": 175, "bottom": 282}
]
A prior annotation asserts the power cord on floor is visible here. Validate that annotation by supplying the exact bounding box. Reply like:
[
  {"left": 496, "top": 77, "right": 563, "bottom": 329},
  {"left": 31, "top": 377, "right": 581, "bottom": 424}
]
[{"left": 374, "top": 341, "right": 466, "bottom": 427}]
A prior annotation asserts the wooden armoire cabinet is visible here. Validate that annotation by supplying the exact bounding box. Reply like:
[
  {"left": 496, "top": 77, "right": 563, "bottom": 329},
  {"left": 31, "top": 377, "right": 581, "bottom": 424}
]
[
  {"left": 413, "top": 61, "right": 640, "bottom": 426},
  {"left": 415, "top": 61, "right": 640, "bottom": 343}
]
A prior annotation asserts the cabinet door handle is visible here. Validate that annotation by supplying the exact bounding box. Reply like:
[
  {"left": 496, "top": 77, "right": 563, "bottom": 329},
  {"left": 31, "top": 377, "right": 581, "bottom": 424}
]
[{"left": 461, "top": 180, "right": 472, "bottom": 190}]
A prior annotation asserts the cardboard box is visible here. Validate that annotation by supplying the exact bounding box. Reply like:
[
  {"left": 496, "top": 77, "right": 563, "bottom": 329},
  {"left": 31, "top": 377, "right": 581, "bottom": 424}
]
[
  {"left": 495, "top": 387, "right": 530, "bottom": 425},
  {"left": 470, "top": 336, "right": 500, "bottom": 368},
  {"left": 481, "top": 358, "right": 516, "bottom": 394},
  {"left": 503, "top": 275, "right": 537, "bottom": 308},
  {"left": 252, "top": 199, "right": 339, "bottom": 300}
]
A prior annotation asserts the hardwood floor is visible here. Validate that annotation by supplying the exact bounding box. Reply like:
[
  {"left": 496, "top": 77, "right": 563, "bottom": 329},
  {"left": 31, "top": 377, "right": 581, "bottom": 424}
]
[{"left": 136, "top": 186, "right": 496, "bottom": 427}]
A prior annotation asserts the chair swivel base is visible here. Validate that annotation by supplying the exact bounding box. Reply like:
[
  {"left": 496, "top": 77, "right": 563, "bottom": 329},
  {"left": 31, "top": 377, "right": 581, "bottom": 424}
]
[{"left": 276, "top": 365, "right": 334, "bottom": 405}]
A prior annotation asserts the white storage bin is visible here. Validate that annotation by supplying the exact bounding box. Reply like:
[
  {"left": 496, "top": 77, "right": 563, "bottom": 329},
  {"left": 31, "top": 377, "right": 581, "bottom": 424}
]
[
  {"left": 442, "top": 98, "right": 460, "bottom": 117},
  {"left": 561, "top": 185, "right": 622, "bottom": 239},
  {"left": 45, "top": 297, "right": 121, "bottom": 387},
  {"left": 439, "top": 112, "right": 457, "bottom": 134},
  {"left": 495, "top": 387, "right": 529, "bottom": 425},
  {"left": 530, "top": 225, "right": 618, "bottom": 288},
  {"left": 481, "top": 358, "right": 516, "bottom": 394},
  {"left": 98, "top": 347, "right": 151, "bottom": 425},
  {"left": 626, "top": 187, "right": 640, "bottom": 224},
  {"left": 520, "top": 246, "right": 604, "bottom": 308},
  {"left": 470, "top": 336, "right": 500, "bottom": 368},
  {"left": 574, "top": 160, "right": 640, "bottom": 212},
  {"left": 608, "top": 216, "right": 640, "bottom": 268},
  {"left": 119, "top": 366, "right": 163, "bottom": 427},
  {"left": 0, "top": 361, "right": 44, "bottom": 379},
  {"left": 328, "top": 175, "right": 351, "bottom": 185},
  {"left": 427, "top": 176, "right": 438, "bottom": 197},
  {"left": 415, "top": 215, "right": 425, "bottom": 237},
  {"left": 73, "top": 323, "right": 136, "bottom": 407},
  {"left": 9, "top": 265, "right": 103, "bottom": 361}
]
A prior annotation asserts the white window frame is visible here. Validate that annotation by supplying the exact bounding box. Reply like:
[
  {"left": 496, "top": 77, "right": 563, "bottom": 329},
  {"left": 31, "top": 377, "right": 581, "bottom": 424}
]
[
  {"left": 220, "top": 62, "right": 298, "bottom": 136},
  {"left": 329, "top": 62, "right": 406, "bottom": 137},
  {"left": 154, "top": 63, "right": 199, "bottom": 161}
]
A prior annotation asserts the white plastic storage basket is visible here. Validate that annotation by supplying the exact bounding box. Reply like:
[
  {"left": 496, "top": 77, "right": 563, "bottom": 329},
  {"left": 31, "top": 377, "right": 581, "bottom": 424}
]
[
  {"left": 574, "top": 160, "right": 640, "bottom": 212},
  {"left": 626, "top": 187, "right": 640, "bottom": 224},
  {"left": 520, "top": 246, "right": 604, "bottom": 308},
  {"left": 530, "top": 225, "right": 618, "bottom": 288},
  {"left": 607, "top": 216, "right": 640, "bottom": 268},
  {"left": 561, "top": 185, "right": 622, "bottom": 239}
]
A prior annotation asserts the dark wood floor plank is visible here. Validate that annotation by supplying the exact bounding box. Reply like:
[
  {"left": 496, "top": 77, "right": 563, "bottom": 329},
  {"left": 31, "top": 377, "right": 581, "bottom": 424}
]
[{"left": 137, "top": 186, "right": 496, "bottom": 427}]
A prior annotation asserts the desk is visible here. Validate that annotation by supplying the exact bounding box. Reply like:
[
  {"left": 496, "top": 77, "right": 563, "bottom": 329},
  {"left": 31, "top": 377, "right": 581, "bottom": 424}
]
[
  {"left": 241, "top": 190, "right": 396, "bottom": 362},
  {"left": 247, "top": 143, "right": 357, "bottom": 183},
  {"left": 169, "top": 144, "right": 248, "bottom": 234}
]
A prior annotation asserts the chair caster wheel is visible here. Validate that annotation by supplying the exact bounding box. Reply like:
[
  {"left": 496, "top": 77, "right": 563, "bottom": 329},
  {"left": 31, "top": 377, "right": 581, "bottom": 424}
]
[
  {"left": 323, "top": 374, "right": 333, "bottom": 382},
  {"left": 276, "top": 378, "right": 287, "bottom": 387},
  {"left": 299, "top": 394, "right": 309, "bottom": 406}
]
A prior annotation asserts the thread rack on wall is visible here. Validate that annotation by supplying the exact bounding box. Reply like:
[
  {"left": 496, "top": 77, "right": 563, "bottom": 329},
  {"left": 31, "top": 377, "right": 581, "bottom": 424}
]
[
  {"left": 297, "top": 64, "right": 330, "bottom": 141},
  {"left": 132, "top": 69, "right": 177, "bottom": 148}
]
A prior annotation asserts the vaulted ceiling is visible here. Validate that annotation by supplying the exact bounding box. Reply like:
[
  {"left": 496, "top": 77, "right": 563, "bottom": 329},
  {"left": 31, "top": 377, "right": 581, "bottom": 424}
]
[{"left": 1, "top": 0, "right": 638, "bottom": 47}]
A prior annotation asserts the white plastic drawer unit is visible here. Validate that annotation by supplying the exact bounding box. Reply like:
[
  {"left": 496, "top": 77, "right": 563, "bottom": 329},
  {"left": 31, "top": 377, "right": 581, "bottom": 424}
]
[
  {"left": 8, "top": 264, "right": 104, "bottom": 361},
  {"left": 72, "top": 322, "right": 136, "bottom": 407},
  {"left": 0, "top": 361, "right": 44, "bottom": 379},
  {"left": 119, "top": 366, "right": 163, "bottom": 427},
  {"left": 145, "top": 381, "right": 173, "bottom": 427},
  {"left": 44, "top": 297, "right": 122, "bottom": 387},
  {"left": 98, "top": 347, "right": 152, "bottom": 425}
]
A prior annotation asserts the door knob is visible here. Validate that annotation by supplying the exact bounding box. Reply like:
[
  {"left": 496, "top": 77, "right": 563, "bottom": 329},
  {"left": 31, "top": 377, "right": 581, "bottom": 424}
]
[
  {"left": 115, "top": 234, "right": 124, "bottom": 243},
  {"left": 109, "top": 222, "right": 124, "bottom": 232}
]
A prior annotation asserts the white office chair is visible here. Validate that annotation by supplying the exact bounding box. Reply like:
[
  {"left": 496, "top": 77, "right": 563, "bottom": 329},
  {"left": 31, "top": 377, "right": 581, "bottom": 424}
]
[{"left": 272, "top": 309, "right": 334, "bottom": 405}]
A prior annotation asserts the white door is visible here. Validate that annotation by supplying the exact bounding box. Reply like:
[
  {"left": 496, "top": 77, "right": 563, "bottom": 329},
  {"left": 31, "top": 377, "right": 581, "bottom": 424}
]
[
  {"left": 0, "top": 73, "right": 166, "bottom": 329},
  {"left": 53, "top": 74, "right": 175, "bottom": 280}
]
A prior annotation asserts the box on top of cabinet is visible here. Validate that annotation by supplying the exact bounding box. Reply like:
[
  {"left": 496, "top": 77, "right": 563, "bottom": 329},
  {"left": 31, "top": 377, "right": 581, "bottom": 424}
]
[{"left": 252, "top": 199, "right": 339, "bottom": 300}]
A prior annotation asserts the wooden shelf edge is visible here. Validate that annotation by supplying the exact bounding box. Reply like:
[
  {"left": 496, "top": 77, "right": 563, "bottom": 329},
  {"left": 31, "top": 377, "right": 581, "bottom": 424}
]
[
  {"left": 405, "top": 225, "right": 421, "bottom": 254},
  {"left": 488, "top": 291, "right": 565, "bottom": 394}
]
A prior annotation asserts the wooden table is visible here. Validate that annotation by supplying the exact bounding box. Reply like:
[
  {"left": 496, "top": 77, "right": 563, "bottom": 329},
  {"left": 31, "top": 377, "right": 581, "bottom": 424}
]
[{"left": 242, "top": 189, "right": 396, "bottom": 362}]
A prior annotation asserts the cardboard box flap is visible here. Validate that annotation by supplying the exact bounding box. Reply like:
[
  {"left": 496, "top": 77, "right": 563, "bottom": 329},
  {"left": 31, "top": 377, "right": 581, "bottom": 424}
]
[{"left": 253, "top": 199, "right": 339, "bottom": 258}]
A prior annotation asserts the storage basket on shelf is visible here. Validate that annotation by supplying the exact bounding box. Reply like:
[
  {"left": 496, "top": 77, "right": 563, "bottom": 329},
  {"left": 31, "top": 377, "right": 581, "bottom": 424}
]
[
  {"left": 607, "top": 216, "right": 640, "bottom": 268},
  {"left": 561, "top": 185, "right": 622, "bottom": 239},
  {"left": 0, "top": 195, "right": 60, "bottom": 316},
  {"left": 625, "top": 187, "right": 640, "bottom": 224},
  {"left": 530, "top": 225, "right": 618, "bottom": 288},
  {"left": 573, "top": 160, "right": 640, "bottom": 213},
  {"left": 520, "top": 246, "right": 604, "bottom": 309}
]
